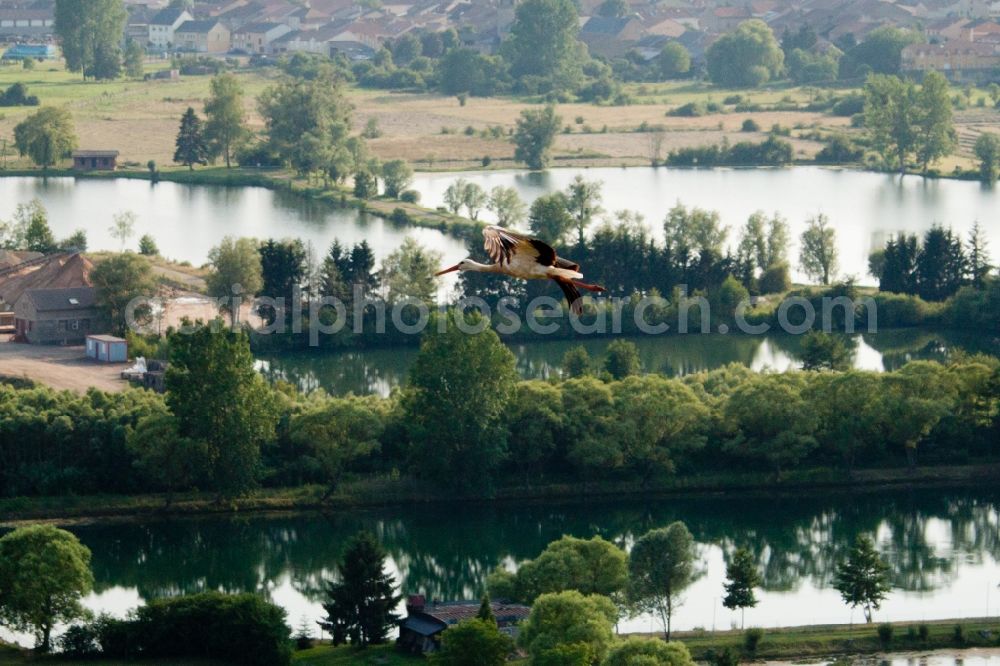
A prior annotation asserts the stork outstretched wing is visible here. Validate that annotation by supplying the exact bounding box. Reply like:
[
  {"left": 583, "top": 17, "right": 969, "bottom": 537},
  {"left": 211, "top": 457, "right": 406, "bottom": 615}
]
[{"left": 483, "top": 225, "right": 556, "bottom": 267}]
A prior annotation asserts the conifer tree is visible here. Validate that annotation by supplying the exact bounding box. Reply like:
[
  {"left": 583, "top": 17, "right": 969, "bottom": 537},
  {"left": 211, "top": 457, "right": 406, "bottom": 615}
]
[{"left": 174, "top": 107, "right": 208, "bottom": 170}]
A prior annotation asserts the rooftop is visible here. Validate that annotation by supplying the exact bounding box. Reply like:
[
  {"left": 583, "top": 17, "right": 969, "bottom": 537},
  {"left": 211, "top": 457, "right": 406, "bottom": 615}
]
[
  {"left": 22, "top": 286, "right": 97, "bottom": 312},
  {"left": 176, "top": 20, "right": 224, "bottom": 34}
]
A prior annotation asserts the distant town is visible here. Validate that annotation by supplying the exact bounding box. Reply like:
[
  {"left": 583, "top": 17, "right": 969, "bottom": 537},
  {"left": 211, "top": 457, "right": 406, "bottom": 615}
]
[{"left": 2, "top": 0, "right": 1000, "bottom": 81}]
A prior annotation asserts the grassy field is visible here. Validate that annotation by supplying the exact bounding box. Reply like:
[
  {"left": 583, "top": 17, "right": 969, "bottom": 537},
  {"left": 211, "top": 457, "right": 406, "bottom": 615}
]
[{"left": 3, "top": 59, "right": 997, "bottom": 172}]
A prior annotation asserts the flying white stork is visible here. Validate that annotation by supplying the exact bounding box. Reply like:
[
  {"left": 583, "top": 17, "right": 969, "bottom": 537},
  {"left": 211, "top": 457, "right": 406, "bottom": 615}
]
[{"left": 435, "top": 225, "right": 605, "bottom": 314}]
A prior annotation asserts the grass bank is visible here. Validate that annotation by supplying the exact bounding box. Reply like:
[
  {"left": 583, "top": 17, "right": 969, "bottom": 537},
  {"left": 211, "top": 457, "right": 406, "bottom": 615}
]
[
  {"left": 3, "top": 619, "right": 1000, "bottom": 664},
  {"left": 2, "top": 462, "right": 998, "bottom": 525}
]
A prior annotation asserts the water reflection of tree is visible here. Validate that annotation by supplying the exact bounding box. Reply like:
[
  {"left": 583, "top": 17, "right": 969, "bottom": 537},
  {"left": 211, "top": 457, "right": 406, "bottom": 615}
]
[{"left": 75, "top": 489, "right": 1000, "bottom": 610}]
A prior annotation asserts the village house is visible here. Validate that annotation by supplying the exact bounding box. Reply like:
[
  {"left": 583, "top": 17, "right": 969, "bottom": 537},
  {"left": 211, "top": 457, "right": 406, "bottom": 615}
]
[
  {"left": 148, "top": 7, "right": 193, "bottom": 49},
  {"left": 580, "top": 15, "right": 645, "bottom": 58},
  {"left": 0, "top": 7, "right": 54, "bottom": 38},
  {"left": 902, "top": 38, "right": 1000, "bottom": 80},
  {"left": 175, "top": 20, "right": 232, "bottom": 53},
  {"left": 232, "top": 21, "right": 292, "bottom": 53},
  {"left": 72, "top": 150, "right": 119, "bottom": 171},
  {"left": 13, "top": 287, "right": 104, "bottom": 345},
  {"left": 396, "top": 595, "right": 530, "bottom": 655}
]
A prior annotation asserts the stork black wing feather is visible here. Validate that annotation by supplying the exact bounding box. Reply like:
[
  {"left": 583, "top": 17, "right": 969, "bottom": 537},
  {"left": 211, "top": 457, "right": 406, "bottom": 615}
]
[{"left": 553, "top": 278, "right": 583, "bottom": 315}]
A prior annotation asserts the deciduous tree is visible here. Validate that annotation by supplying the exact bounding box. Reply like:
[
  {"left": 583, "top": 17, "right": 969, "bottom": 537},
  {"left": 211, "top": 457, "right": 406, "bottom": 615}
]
[
  {"left": 628, "top": 521, "right": 697, "bottom": 640},
  {"left": 722, "top": 547, "right": 761, "bottom": 628},
  {"left": 91, "top": 252, "right": 156, "bottom": 335},
  {"left": 166, "top": 325, "right": 277, "bottom": 496},
  {"left": 0, "top": 525, "right": 93, "bottom": 651},
  {"left": 513, "top": 105, "right": 561, "bottom": 170},
  {"left": 204, "top": 73, "right": 249, "bottom": 168},
  {"left": 834, "top": 535, "right": 891, "bottom": 623},
  {"left": 799, "top": 213, "right": 838, "bottom": 284},
  {"left": 706, "top": 20, "right": 784, "bottom": 87},
  {"left": 54, "top": 0, "right": 127, "bottom": 79},
  {"left": 13, "top": 107, "right": 77, "bottom": 169},
  {"left": 517, "top": 591, "right": 617, "bottom": 663}
]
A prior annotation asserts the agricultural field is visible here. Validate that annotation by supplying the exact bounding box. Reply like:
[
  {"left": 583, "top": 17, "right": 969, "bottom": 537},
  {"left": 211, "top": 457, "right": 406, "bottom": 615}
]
[{"left": 3, "top": 59, "right": 997, "bottom": 172}]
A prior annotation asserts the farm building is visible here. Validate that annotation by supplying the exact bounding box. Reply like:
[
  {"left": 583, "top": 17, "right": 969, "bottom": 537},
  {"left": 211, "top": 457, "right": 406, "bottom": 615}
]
[
  {"left": 86, "top": 335, "right": 128, "bottom": 362},
  {"left": 396, "top": 595, "right": 529, "bottom": 654},
  {"left": 13, "top": 287, "right": 104, "bottom": 345},
  {"left": 174, "top": 20, "right": 231, "bottom": 53},
  {"left": 72, "top": 150, "right": 119, "bottom": 171},
  {"left": 1, "top": 43, "right": 56, "bottom": 60}
]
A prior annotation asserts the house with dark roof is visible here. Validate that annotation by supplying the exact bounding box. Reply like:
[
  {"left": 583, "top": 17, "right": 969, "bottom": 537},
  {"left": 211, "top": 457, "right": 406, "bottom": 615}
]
[
  {"left": 175, "top": 20, "right": 232, "bottom": 52},
  {"left": 72, "top": 150, "right": 119, "bottom": 171},
  {"left": 233, "top": 21, "right": 292, "bottom": 53},
  {"left": 0, "top": 7, "right": 54, "bottom": 38},
  {"left": 13, "top": 287, "right": 106, "bottom": 344},
  {"left": 148, "top": 7, "right": 193, "bottom": 49},
  {"left": 396, "top": 595, "right": 529, "bottom": 655},
  {"left": 580, "top": 15, "right": 644, "bottom": 58}
]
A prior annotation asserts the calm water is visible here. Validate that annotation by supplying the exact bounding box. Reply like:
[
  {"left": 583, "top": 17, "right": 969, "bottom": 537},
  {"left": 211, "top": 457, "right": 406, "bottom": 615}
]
[
  {"left": 257, "top": 329, "right": 999, "bottom": 396},
  {"left": 0, "top": 177, "right": 469, "bottom": 267},
  {"left": 3, "top": 487, "right": 1000, "bottom": 646},
  {"left": 413, "top": 166, "right": 1000, "bottom": 286}
]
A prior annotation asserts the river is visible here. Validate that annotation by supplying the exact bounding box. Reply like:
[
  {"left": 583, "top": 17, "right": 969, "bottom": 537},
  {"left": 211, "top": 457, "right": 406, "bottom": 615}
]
[
  {"left": 2, "top": 487, "right": 999, "bottom": 647},
  {"left": 412, "top": 166, "right": 1000, "bottom": 286},
  {"left": 257, "top": 328, "right": 998, "bottom": 396}
]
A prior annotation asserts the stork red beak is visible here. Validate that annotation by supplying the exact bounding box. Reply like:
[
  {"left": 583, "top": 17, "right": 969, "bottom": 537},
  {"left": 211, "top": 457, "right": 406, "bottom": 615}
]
[{"left": 435, "top": 264, "right": 461, "bottom": 276}]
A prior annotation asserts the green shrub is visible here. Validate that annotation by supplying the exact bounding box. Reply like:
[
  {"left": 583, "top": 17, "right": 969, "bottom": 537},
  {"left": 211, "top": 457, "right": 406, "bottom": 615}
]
[
  {"left": 918, "top": 623, "right": 929, "bottom": 642},
  {"left": 877, "top": 622, "right": 894, "bottom": 646},
  {"left": 60, "top": 624, "right": 101, "bottom": 658},
  {"left": 400, "top": 189, "right": 420, "bottom": 203},
  {"left": 744, "top": 627, "right": 764, "bottom": 654},
  {"left": 953, "top": 624, "right": 964, "bottom": 645},
  {"left": 131, "top": 593, "right": 291, "bottom": 666},
  {"left": 710, "top": 646, "right": 740, "bottom": 666},
  {"left": 759, "top": 262, "right": 791, "bottom": 294},
  {"left": 741, "top": 118, "right": 760, "bottom": 132},
  {"left": 723, "top": 94, "right": 744, "bottom": 105}
]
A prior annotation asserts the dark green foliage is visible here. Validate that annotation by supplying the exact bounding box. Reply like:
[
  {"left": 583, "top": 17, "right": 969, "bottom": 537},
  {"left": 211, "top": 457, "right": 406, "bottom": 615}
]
[
  {"left": 878, "top": 623, "right": 894, "bottom": 646},
  {"left": 839, "top": 27, "right": 917, "bottom": 79},
  {"left": 354, "top": 170, "right": 377, "bottom": 199},
  {"left": 433, "top": 617, "right": 513, "bottom": 665},
  {"left": 514, "top": 105, "right": 561, "bottom": 170},
  {"left": 834, "top": 535, "right": 892, "bottom": 623},
  {"left": 918, "top": 623, "right": 930, "bottom": 641},
  {"left": 875, "top": 227, "right": 968, "bottom": 301},
  {"left": 706, "top": 20, "right": 784, "bottom": 87},
  {"left": 166, "top": 326, "right": 277, "bottom": 496},
  {"left": 258, "top": 238, "right": 307, "bottom": 325},
  {"left": 604, "top": 339, "right": 640, "bottom": 379},
  {"left": 744, "top": 627, "right": 764, "bottom": 654},
  {"left": 741, "top": 118, "right": 760, "bottom": 132},
  {"left": 402, "top": 312, "right": 518, "bottom": 493},
  {"left": 816, "top": 134, "right": 864, "bottom": 163},
  {"left": 320, "top": 531, "right": 401, "bottom": 646},
  {"left": 173, "top": 107, "right": 208, "bottom": 170},
  {"left": 99, "top": 593, "right": 291, "bottom": 665},
  {"left": 722, "top": 548, "right": 761, "bottom": 626},
  {"left": 54, "top": 0, "right": 127, "bottom": 80},
  {"left": 138, "top": 234, "right": 158, "bottom": 256},
  {"left": 0, "top": 83, "right": 40, "bottom": 107},
  {"left": 90, "top": 253, "right": 156, "bottom": 336},
  {"left": 800, "top": 331, "right": 853, "bottom": 371},
  {"left": 666, "top": 136, "right": 793, "bottom": 167},
  {"left": 502, "top": 0, "right": 582, "bottom": 93}
]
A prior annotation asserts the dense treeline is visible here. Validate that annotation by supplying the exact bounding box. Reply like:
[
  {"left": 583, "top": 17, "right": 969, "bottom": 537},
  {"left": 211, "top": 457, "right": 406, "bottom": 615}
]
[{"left": 2, "top": 315, "right": 997, "bottom": 499}]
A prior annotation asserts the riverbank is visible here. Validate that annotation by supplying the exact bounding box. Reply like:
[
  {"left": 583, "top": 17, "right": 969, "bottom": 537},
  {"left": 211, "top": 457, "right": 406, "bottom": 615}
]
[
  {"left": 0, "top": 166, "right": 481, "bottom": 239},
  {"left": 2, "top": 462, "right": 998, "bottom": 525},
  {"left": 3, "top": 620, "right": 1000, "bottom": 665}
]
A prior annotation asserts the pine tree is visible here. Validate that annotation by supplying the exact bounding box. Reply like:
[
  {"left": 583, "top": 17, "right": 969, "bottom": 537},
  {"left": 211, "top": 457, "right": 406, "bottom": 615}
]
[
  {"left": 173, "top": 107, "right": 208, "bottom": 170},
  {"left": 477, "top": 594, "right": 496, "bottom": 625},
  {"left": 722, "top": 547, "right": 761, "bottom": 629},
  {"left": 320, "top": 531, "right": 401, "bottom": 646},
  {"left": 967, "top": 222, "right": 992, "bottom": 288},
  {"left": 834, "top": 535, "right": 891, "bottom": 624}
]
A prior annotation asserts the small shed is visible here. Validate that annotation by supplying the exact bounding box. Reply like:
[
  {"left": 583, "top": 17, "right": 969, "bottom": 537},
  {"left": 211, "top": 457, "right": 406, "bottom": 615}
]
[
  {"left": 86, "top": 334, "right": 128, "bottom": 362},
  {"left": 72, "top": 150, "right": 119, "bottom": 171}
]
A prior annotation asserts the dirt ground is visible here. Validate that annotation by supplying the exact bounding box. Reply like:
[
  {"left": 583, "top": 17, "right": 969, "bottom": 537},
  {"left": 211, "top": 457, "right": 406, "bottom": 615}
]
[
  {"left": 0, "top": 297, "right": 258, "bottom": 393},
  {"left": 0, "top": 340, "right": 128, "bottom": 393}
]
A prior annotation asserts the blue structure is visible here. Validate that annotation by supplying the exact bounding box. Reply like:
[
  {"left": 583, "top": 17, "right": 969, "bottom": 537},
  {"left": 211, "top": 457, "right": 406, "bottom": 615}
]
[
  {"left": 2, "top": 44, "right": 57, "bottom": 61},
  {"left": 86, "top": 335, "right": 128, "bottom": 363}
]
